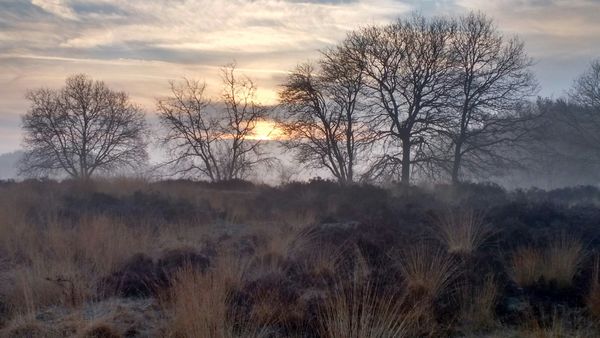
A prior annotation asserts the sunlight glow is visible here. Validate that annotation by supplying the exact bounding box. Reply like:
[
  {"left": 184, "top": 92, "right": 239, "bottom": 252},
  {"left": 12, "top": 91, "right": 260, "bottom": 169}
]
[{"left": 248, "top": 119, "right": 285, "bottom": 141}]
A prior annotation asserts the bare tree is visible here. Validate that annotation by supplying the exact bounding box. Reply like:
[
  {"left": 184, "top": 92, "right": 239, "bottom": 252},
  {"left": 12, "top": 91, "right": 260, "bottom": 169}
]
[
  {"left": 570, "top": 59, "right": 600, "bottom": 109},
  {"left": 548, "top": 59, "right": 600, "bottom": 164},
  {"left": 20, "top": 74, "right": 148, "bottom": 179},
  {"left": 505, "top": 96, "right": 600, "bottom": 188},
  {"left": 445, "top": 12, "right": 537, "bottom": 183},
  {"left": 157, "top": 64, "right": 272, "bottom": 181},
  {"left": 278, "top": 42, "right": 370, "bottom": 184},
  {"left": 347, "top": 15, "right": 456, "bottom": 185}
]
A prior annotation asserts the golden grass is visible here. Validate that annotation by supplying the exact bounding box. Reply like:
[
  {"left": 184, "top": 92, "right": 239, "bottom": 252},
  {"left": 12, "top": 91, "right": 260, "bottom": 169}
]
[
  {"left": 318, "top": 282, "right": 422, "bottom": 338},
  {"left": 434, "top": 209, "right": 493, "bottom": 255},
  {"left": 398, "top": 244, "right": 460, "bottom": 301},
  {"left": 167, "top": 267, "right": 232, "bottom": 337},
  {"left": 0, "top": 216, "right": 154, "bottom": 315},
  {"left": 510, "top": 235, "right": 585, "bottom": 288},
  {"left": 318, "top": 253, "right": 423, "bottom": 338},
  {"left": 164, "top": 256, "right": 271, "bottom": 338}
]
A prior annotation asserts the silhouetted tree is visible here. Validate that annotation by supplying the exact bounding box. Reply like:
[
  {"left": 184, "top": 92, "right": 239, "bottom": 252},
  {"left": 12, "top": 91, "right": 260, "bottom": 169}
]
[
  {"left": 20, "top": 74, "right": 148, "bottom": 179},
  {"left": 444, "top": 12, "right": 537, "bottom": 183},
  {"left": 506, "top": 98, "right": 600, "bottom": 188},
  {"left": 570, "top": 59, "right": 600, "bottom": 109},
  {"left": 157, "top": 65, "right": 272, "bottom": 181},
  {"left": 347, "top": 15, "right": 456, "bottom": 185},
  {"left": 550, "top": 60, "right": 600, "bottom": 165},
  {"left": 564, "top": 59, "right": 600, "bottom": 155},
  {"left": 279, "top": 42, "right": 372, "bottom": 184}
]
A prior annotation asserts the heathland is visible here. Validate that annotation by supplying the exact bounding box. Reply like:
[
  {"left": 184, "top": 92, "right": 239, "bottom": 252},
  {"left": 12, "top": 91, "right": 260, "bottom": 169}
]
[{"left": 1, "top": 178, "right": 600, "bottom": 337}]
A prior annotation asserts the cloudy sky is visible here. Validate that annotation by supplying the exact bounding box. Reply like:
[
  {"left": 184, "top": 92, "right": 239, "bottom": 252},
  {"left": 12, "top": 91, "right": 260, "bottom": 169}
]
[{"left": 1, "top": 0, "right": 599, "bottom": 154}]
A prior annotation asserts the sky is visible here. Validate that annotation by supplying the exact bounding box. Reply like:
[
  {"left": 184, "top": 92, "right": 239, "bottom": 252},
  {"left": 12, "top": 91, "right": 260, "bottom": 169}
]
[{"left": 1, "top": 0, "right": 599, "bottom": 154}]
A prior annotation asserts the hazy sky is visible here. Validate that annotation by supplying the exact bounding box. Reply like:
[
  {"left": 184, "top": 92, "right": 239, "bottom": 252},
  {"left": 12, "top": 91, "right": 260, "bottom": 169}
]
[{"left": 1, "top": 0, "right": 599, "bottom": 153}]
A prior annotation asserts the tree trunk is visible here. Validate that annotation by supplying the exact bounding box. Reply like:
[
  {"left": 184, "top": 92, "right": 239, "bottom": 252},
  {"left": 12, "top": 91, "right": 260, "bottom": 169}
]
[
  {"left": 451, "top": 141, "right": 462, "bottom": 184},
  {"left": 401, "top": 136, "right": 411, "bottom": 185}
]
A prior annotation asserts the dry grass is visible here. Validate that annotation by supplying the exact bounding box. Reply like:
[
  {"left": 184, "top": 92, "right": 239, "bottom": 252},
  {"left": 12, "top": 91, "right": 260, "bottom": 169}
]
[
  {"left": 544, "top": 235, "right": 586, "bottom": 287},
  {"left": 318, "top": 282, "right": 422, "bottom": 338},
  {"left": 510, "top": 247, "right": 544, "bottom": 288},
  {"left": 3, "top": 216, "right": 155, "bottom": 314},
  {"left": 1, "top": 179, "right": 600, "bottom": 337},
  {"left": 433, "top": 209, "right": 493, "bottom": 255},
  {"left": 587, "top": 256, "right": 600, "bottom": 320},
  {"left": 459, "top": 274, "right": 499, "bottom": 330},
  {"left": 398, "top": 244, "right": 460, "bottom": 301},
  {"left": 164, "top": 256, "right": 272, "bottom": 338},
  {"left": 510, "top": 235, "right": 585, "bottom": 288},
  {"left": 1, "top": 318, "right": 60, "bottom": 338},
  {"left": 166, "top": 267, "right": 231, "bottom": 337},
  {"left": 318, "top": 254, "right": 423, "bottom": 338},
  {"left": 518, "top": 309, "right": 596, "bottom": 338}
]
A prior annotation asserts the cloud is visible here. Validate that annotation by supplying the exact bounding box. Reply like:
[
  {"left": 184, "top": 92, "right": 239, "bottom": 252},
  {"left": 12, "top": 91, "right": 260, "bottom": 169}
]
[
  {"left": 453, "top": 0, "right": 600, "bottom": 95},
  {"left": 456, "top": 0, "right": 600, "bottom": 39},
  {"left": 1, "top": 0, "right": 600, "bottom": 153},
  {"left": 31, "top": 0, "right": 78, "bottom": 20},
  {"left": 52, "top": 0, "right": 409, "bottom": 52}
]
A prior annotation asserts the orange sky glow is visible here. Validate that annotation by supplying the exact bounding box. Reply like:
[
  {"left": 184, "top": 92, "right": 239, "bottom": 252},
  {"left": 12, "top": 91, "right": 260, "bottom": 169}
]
[
  {"left": 1, "top": 0, "right": 600, "bottom": 154},
  {"left": 248, "top": 120, "right": 286, "bottom": 141}
]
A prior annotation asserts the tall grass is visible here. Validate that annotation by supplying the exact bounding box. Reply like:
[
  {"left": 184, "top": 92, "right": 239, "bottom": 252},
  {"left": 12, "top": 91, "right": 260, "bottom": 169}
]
[
  {"left": 519, "top": 308, "right": 595, "bottom": 338},
  {"left": 165, "top": 256, "right": 271, "bottom": 338},
  {"left": 318, "top": 281, "right": 422, "bottom": 338},
  {"left": 510, "top": 235, "right": 585, "bottom": 288},
  {"left": 587, "top": 256, "right": 600, "bottom": 320},
  {"left": 2, "top": 216, "right": 153, "bottom": 314},
  {"left": 459, "top": 274, "right": 498, "bottom": 330},
  {"left": 398, "top": 244, "right": 460, "bottom": 301},
  {"left": 433, "top": 209, "right": 492, "bottom": 255},
  {"left": 319, "top": 250, "right": 423, "bottom": 338}
]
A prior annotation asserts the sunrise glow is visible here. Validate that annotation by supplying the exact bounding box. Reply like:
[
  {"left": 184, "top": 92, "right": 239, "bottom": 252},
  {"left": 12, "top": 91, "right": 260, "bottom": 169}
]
[{"left": 248, "top": 119, "right": 285, "bottom": 141}]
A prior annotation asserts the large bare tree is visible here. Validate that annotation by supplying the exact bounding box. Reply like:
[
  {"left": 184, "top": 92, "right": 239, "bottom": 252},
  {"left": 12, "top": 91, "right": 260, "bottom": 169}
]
[
  {"left": 20, "top": 74, "right": 148, "bottom": 179},
  {"left": 157, "top": 65, "right": 272, "bottom": 181},
  {"left": 278, "top": 42, "right": 371, "bottom": 184},
  {"left": 445, "top": 12, "right": 537, "bottom": 183},
  {"left": 347, "top": 15, "right": 456, "bottom": 185}
]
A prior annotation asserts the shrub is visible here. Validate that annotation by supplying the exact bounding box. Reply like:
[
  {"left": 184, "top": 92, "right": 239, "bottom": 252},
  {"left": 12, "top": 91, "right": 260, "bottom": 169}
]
[
  {"left": 156, "top": 248, "right": 210, "bottom": 282},
  {"left": 81, "top": 323, "right": 122, "bottom": 338},
  {"left": 100, "top": 254, "right": 158, "bottom": 298}
]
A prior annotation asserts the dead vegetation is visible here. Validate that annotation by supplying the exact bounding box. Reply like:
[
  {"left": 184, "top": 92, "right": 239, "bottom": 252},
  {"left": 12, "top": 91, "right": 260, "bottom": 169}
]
[{"left": 0, "top": 179, "right": 599, "bottom": 337}]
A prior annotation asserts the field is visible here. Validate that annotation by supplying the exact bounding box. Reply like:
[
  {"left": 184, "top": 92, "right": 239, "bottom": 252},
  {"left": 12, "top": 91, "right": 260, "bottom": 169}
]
[{"left": 1, "top": 178, "right": 600, "bottom": 337}]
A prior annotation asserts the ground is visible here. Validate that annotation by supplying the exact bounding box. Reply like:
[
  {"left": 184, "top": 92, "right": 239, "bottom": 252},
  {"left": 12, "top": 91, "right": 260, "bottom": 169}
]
[{"left": 0, "top": 178, "right": 599, "bottom": 337}]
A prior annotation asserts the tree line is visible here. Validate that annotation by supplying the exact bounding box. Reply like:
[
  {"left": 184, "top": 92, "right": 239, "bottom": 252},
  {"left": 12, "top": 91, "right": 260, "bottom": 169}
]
[{"left": 18, "top": 12, "right": 600, "bottom": 186}]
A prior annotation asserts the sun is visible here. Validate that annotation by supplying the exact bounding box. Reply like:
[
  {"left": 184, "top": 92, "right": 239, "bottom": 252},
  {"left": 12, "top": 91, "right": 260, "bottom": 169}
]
[{"left": 248, "top": 119, "right": 285, "bottom": 141}]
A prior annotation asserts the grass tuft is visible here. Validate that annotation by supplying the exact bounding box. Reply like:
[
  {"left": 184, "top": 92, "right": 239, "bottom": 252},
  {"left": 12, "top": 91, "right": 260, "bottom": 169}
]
[
  {"left": 510, "top": 234, "right": 585, "bottom": 288},
  {"left": 398, "top": 244, "right": 460, "bottom": 301},
  {"left": 434, "top": 209, "right": 493, "bottom": 255}
]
